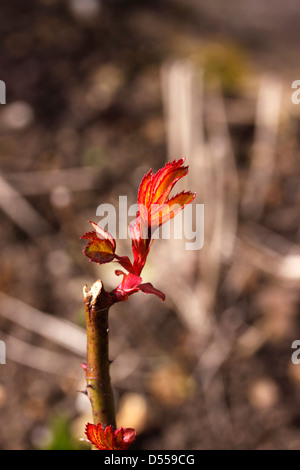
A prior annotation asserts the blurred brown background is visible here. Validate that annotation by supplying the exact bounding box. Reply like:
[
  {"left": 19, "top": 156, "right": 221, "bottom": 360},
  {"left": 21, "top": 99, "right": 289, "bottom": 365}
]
[{"left": 1, "top": 0, "right": 300, "bottom": 450}]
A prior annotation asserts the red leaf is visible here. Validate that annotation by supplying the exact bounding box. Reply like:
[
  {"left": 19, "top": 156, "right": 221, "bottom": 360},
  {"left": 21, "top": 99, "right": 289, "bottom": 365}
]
[
  {"left": 90, "top": 221, "right": 116, "bottom": 250},
  {"left": 81, "top": 222, "right": 116, "bottom": 264},
  {"left": 81, "top": 231, "right": 116, "bottom": 264},
  {"left": 151, "top": 158, "right": 188, "bottom": 204},
  {"left": 138, "top": 158, "right": 189, "bottom": 208},
  {"left": 131, "top": 159, "right": 196, "bottom": 275},
  {"left": 112, "top": 271, "right": 165, "bottom": 303},
  {"left": 85, "top": 422, "right": 106, "bottom": 450},
  {"left": 122, "top": 427, "right": 137, "bottom": 446},
  {"left": 81, "top": 158, "right": 195, "bottom": 306},
  {"left": 138, "top": 168, "right": 153, "bottom": 206},
  {"left": 139, "top": 282, "right": 165, "bottom": 301},
  {"left": 115, "top": 271, "right": 142, "bottom": 293},
  {"left": 85, "top": 422, "right": 136, "bottom": 450},
  {"left": 149, "top": 190, "right": 196, "bottom": 228}
]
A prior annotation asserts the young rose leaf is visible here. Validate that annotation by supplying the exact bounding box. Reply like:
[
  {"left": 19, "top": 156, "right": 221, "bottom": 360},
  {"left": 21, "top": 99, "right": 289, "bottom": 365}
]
[
  {"left": 85, "top": 422, "right": 136, "bottom": 450},
  {"left": 90, "top": 222, "right": 116, "bottom": 250},
  {"left": 139, "top": 282, "right": 166, "bottom": 301},
  {"left": 81, "top": 231, "right": 116, "bottom": 264},
  {"left": 149, "top": 190, "right": 196, "bottom": 228}
]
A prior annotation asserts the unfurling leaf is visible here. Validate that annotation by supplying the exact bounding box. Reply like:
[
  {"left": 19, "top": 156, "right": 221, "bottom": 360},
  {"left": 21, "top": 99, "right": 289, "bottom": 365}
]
[
  {"left": 85, "top": 422, "right": 136, "bottom": 450},
  {"left": 81, "top": 158, "right": 196, "bottom": 304},
  {"left": 81, "top": 230, "right": 116, "bottom": 264}
]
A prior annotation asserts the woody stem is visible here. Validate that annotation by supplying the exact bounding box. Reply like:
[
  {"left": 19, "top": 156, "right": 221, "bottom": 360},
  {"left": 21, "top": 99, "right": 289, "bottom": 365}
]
[{"left": 83, "top": 280, "right": 116, "bottom": 428}]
